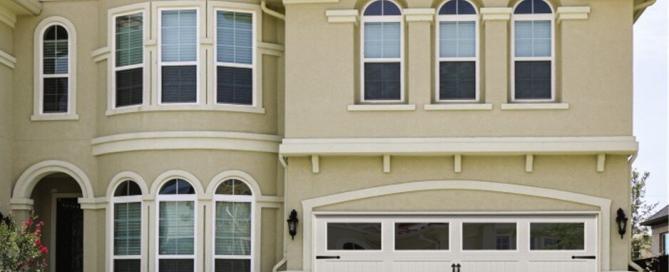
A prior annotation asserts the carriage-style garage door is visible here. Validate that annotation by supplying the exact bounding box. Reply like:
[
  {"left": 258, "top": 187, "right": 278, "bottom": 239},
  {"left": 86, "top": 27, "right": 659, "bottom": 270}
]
[{"left": 314, "top": 214, "right": 598, "bottom": 272}]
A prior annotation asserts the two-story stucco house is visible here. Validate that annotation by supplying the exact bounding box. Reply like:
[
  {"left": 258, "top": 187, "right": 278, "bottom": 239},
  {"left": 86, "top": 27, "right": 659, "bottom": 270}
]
[{"left": 0, "top": 0, "right": 656, "bottom": 271}]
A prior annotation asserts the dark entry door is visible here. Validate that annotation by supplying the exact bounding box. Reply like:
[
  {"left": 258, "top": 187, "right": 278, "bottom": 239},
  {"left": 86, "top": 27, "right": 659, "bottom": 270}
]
[{"left": 55, "top": 197, "right": 83, "bottom": 272}]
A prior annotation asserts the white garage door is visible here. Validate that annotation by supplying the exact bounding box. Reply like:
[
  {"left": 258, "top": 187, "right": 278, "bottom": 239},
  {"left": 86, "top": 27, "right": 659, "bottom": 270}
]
[{"left": 314, "top": 214, "right": 598, "bottom": 272}]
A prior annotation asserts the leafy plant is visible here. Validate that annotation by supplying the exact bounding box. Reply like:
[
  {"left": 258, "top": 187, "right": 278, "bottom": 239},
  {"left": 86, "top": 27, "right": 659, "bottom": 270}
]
[
  {"left": 631, "top": 170, "right": 659, "bottom": 260},
  {"left": 0, "top": 213, "right": 48, "bottom": 272}
]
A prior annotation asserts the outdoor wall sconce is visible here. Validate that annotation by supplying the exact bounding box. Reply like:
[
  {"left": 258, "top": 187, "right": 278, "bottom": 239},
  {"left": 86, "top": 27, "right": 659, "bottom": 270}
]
[
  {"left": 287, "top": 209, "right": 299, "bottom": 240},
  {"left": 616, "top": 208, "right": 628, "bottom": 239}
]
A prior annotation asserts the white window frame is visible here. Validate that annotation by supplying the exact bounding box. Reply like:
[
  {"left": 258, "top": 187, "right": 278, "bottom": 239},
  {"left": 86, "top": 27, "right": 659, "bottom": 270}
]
[
  {"left": 32, "top": 17, "right": 78, "bottom": 121},
  {"left": 155, "top": 180, "right": 199, "bottom": 272},
  {"left": 211, "top": 180, "right": 255, "bottom": 272},
  {"left": 108, "top": 4, "right": 150, "bottom": 113},
  {"left": 510, "top": 0, "right": 556, "bottom": 103},
  {"left": 156, "top": 7, "right": 202, "bottom": 106},
  {"left": 360, "top": 0, "right": 405, "bottom": 104},
  {"left": 110, "top": 182, "right": 145, "bottom": 272},
  {"left": 435, "top": 0, "right": 480, "bottom": 103}
]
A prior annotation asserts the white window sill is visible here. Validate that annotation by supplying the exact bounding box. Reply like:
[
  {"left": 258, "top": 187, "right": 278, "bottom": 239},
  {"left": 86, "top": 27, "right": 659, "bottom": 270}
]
[
  {"left": 424, "top": 104, "right": 493, "bottom": 111},
  {"left": 501, "top": 103, "right": 570, "bottom": 111},
  {"left": 31, "top": 114, "right": 79, "bottom": 121},
  {"left": 347, "top": 104, "right": 416, "bottom": 112},
  {"left": 106, "top": 104, "right": 266, "bottom": 116}
]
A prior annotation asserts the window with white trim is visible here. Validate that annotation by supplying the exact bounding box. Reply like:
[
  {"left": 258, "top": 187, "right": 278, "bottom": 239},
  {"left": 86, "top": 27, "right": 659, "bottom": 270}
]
[
  {"left": 114, "top": 12, "right": 144, "bottom": 108},
  {"left": 437, "top": 0, "right": 478, "bottom": 102},
  {"left": 159, "top": 9, "right": 199, "bottom": 104},
  {"left": 112, "top": 180, "right": 143, "bottom": 272},
  {"left": 216, "top": 10, "right": 255, "bottom": 106},
  {"left": 512, "top": 0, "right": 554, "bottom": 101},
  {"left": 40, "top": 24, "right": 71, "bottom": 113},
  {"left": 361, "top": 0, "right": 403, "bottom": 102},
  {"left": 157, "top": 179, "right": 197, "bottom": 272},
  {"left": 213, "top": 179, "right": 254, "bottom": 272}
]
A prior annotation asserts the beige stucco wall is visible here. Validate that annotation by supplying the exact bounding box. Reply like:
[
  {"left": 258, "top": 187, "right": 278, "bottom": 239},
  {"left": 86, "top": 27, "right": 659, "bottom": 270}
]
[{"left": 0, "top": 21, "right": 14, "bottom": 215}]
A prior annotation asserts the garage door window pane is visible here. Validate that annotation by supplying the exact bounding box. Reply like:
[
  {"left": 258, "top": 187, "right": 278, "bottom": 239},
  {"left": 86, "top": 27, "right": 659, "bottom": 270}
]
[
  {"left": 530, "top": 223, "right": 585, "bottom": 250},
  {"left": 327, "top": 223, "right": 381, "bottom": 250},
  {"left": 395, "top": 223, "right": 449, "bottom": 250},
  {"left": 462, "top": 223, "right": 516, "bottom": 250}
]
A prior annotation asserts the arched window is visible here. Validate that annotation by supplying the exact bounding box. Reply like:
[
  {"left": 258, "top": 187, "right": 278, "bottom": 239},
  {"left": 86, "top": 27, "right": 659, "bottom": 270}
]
[
  {"left": 512, "top": 0, "right": 554, "bottom": 101},
  {"left": 213, "top": 179, "right": 254, "bottom": 272},
  {"left": 37, "top": 20, "right": 75, "bottom": 116},
  {"left": 112, "top": 180, "right": 143, "bottom": 272},
  {"left": 361, "top": 0, "right": 403, "bottom": 102},
  {"left": 436, "top": 0, "right": 479, "bottom": 102},
  {"left": 157, "top": 179, "right": 197, "bottom": 272}
]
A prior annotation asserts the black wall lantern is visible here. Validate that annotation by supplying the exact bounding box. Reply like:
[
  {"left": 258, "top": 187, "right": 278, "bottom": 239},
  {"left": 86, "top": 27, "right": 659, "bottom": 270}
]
[
  {"left": 287, "top": 209, "right": 299, "bottom": 240},
  {"left": 615, "top": 208, "right": 628, "bottom": 239}
]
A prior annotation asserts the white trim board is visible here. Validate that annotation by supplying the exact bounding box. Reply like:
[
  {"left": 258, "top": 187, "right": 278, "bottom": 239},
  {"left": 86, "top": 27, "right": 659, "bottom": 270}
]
[
  {"left": 0, "top": 49, "right": 16, "bottom": 69},
  {"left": 280, "top": 136, "right": 638, "bottom": 156}
]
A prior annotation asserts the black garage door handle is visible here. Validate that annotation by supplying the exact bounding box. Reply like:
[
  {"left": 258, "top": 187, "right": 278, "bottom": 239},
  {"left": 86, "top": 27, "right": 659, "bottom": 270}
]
[
  {"left": 572, "top": 255, "right": 596, "bottom": 259},
  {"left": 316, "top": 256, "right": 341, "bottom": 259}
]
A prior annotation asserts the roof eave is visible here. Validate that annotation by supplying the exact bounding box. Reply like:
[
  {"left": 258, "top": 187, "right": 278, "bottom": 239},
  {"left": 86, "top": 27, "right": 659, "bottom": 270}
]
[{"left": 634, "top": 0, "right": 656, "bottom": 23}]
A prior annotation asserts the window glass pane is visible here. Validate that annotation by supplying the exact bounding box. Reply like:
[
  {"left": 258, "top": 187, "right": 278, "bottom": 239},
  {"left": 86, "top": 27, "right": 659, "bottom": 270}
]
[
  {"left": 515, "top": 61, "right": 551, "bottom": 99},
  {"left": 530, "top": 223, "right": 585, "bottom": 250},
  {"left": 43, "top": 77, "right": 68, "bottom": 113},
  {"left": 215, "top": 259, "right": 250, "bottom": 272},
  {"left": 395, "top": 223, "right": 449, "bottom": 250},
  {"left": 439, "top": 0, "right": 476, "bottom": 15},
  {"left": 364, "top": 0, "right": 401, "bottom": 16},
  {"left": 327, "top": 223, "right": 381, "bottom": 250},
  {"left": 116, "top": 68, "right": 143, "bottom": 107},
  {"left": 462, "top": 223, "right": 517, "bottom": 250},
  {"left": 439, "top": 61, "right": 475, "bottom": 100},
  {"left": 159, "top": 179, "right": 195, "bottom": 195},
  {"left": 114, "top": 259, "right": 140, "bottom": 272},
  {"left": 161, "top": 10, "right": 197, "bottom": 62},
  {"left": 116, "top": 13, "right": 143, "bottom": 67},
  {"left": 364, "top": 22, "right": 400, "bottom": 59},
  {"left": 515, "top": 0, "right": 552, "bottom": 14},
  {"left": 515, "top": 21, "right": 551, "bottom": 57},
  {"left": 215, "top": 202, "right": 252, "bottom": 255},
  {"left": 43, "top": 25, "right": 68, "bottom": 75},
  {"left": 364, "top": 62, "right": 401, "bottom": 100},
  {"left": 114, "top": 202, "right": 141, "bottom": 255},
  {"left": 217, "top": 11, "right": 253, "bottom": 64},
  {"left": 217, "top": 66, "right": 252, "bottom": 105},
  {"left": 159, "top": 201, "right": 194, "bottom": 255},
  {"left": 662, "top": 233, "right": 668, "bottom": 254},
  {"left": 161, "top": 65, "right": 197, "bottom": 103},
  {"left": 158, "top": 259, "right": 194, "bottom": 272},
  {"left": 440, "top": 21, "right": 475, "bottom": 58},
  {"left": 216, "top": 180, "right": 252, "bottom": 196},
  {"left": 114, "top": 180, "right": 143, "bottom": 197}
]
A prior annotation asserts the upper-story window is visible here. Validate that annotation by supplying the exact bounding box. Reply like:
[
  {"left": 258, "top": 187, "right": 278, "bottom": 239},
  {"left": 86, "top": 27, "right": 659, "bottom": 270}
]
[
  {"left": 361, "top": 0, "right": 403, "bottom": 103},
  {"left": 437, "top": 0, "right": 478, "bottom": 102},
  {"left": 157, "top": 178, "right": 197, "bottom": 272},
  {"left": 216, "top": 10, "right": 255, "bottom": 106},
  {"left": 114, "top": 12, "right": 144, "bottom": 108},
  {"left": 159, "top": 9, "right": 199, "bottom": 104},
  {"left": 213, "top": 179, "right": 254, "bottom": 272},
  {"left": 512, "top": 0, "right": 554, "bottom": 102},
  {"left": 112, "top": 180, "right": 143, "bottom": 272}
]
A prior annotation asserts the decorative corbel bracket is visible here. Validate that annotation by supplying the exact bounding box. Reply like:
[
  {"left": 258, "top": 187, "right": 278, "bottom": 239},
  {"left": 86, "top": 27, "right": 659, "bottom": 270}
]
[
  {"left": 557, "top": 6, "right": 591, "bottom": 23},
  {"left": 480, "top": 7, "right": 512, "bottom": 22},
  {"left": 325, "top": 9, "right": 359, "bottom": 25},
  {"left": 404, "top": 8, "right": 435, "bottom": 23}
]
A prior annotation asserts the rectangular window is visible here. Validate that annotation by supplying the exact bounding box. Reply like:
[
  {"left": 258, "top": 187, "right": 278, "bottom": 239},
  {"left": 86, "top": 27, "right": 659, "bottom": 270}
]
[
  {"left": 462, "top": 223, "right": 517, "bottom": 250},
  {"left": 160, "top": 9, "right": 198, "bottom": 104},
  {"left": 327, "top": 223, "right": 382, "bottom": 250},
  {"left": 395, "top": 223, "right": 449, "bottom": 250},
  {"left": 438, "top": 20, "right": 477, "bottom": 101},
  {"left": 43, "top": 78, "right": 69, "bottom": 113},
  {"left": 42, "top": 25, "right": 69, "bottom": 113},
  {"left": 530, "top": 223, "right": 585, "bottom": 250},
  {"left": 216, "top": 11, "right": 254, "bottom": 105},
  {"left": 661, "top": 232, "right": 668, "bottom": 255},
  {"left": 113, "top": 202, "right": 141, "bottom": 272},
  {"left": 159, "top": 201, "right": 194, "bottom": 272},
  {"left": 215, "top": 202, "right": 251, "bottom": 272},
  {"left": 363, "top": 21, "right": 402, "bottom": 102},
  {"left": 115, "top": 13, "right": 144, "bottom": 107},
  {"left": 513, "top": 20, "right": 552, "bottom": 100}
]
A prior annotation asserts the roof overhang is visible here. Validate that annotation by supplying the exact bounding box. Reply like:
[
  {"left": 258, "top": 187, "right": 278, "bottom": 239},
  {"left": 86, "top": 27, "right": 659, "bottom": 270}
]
[
  {"left": 0, "top": 0, "right": 41, "bottom": 28},
  {"left": 634, "top": 0, "right": 656, "bottom": 23}
]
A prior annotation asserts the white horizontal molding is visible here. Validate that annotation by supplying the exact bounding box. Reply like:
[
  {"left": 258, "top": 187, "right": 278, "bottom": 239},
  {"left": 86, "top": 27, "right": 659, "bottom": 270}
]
[
  {"left": 259, "top": 42, "right": 285, "bottom": 56},
  {"left": 280, "top": 136, "right": 638, "bottom": 156},
  {"left": 78, "top": 197, "right": 107, "bottom": 210},
  {"left": 284, "top": 0, "right": 338, "bottom": 5},
  {"left": 0, "top": 49, "right": 16, "bottom": 69},
  {"left": 91, "top": 46, "right": 110, "bottom": 63},
  {"left": 106, "top": 104, "right": 266, "bottom": 116},
  {"left": 480, "top": 7, "right": 512, "bottom": 21},
  {"left": 30, "top": 113, "right": 79, "bottom": 121},
  {"left": 557, "top": 6, "right": 591, "bottom": 22},
  {"left": 404, "top": 8, "right": 435, "bottom": 22},
  {"left": 92, "top": 131, "right": 282, "bottom": 156},
  {"left": 347, "top": 104, "right": 416, "bottom": 112},
  {"left": 501, "top": 103, "right": 570, "bottom": 110},
  {"left": 424, "top": 103, "right": 493, "bottom": 111},
  {"left": 325, "top": 9, "right": 358, "bottom": 24}
]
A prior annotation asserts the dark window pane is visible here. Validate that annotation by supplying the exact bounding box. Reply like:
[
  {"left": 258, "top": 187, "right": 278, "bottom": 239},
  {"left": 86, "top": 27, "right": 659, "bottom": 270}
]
[
  {"left": 43, "top": 77, "right": 68, "bottom": 113},
  {"left": 160, "top": 179, "right": 195, "bottom": 195},
  {"left": 515, "top": 0, "right": 552, "bottom": 14},
  {"left": 161, "top": 65, "right": 197, "bottom": 103},
  {"left": 114, "top": 259, "right": 140, "bottom": 272},
  {"left": 217, "top": 66, "right": 253, "bottom": 105},
  {"left": 439, "top": 0, "right": 476, "bottom": 15},
  {"left": 116, "top": 68, "right": 143, "bottom": 107},
  {"left": 530, "top": 223, "right": 585, "bottom": 250},
  {"left": 43, "top": 25, "right": 69, "bottom": 75},
  {"left": 364, "top": 62, "right": 401, "bottom": 100},
  {"left": 158, "top": 259, "right": 194, "bottom": 272},
  {"left": 462, "top": 223, "right": 517, "bottom": 250},
  {"left": 159, "top": 180, "right": 178, "bottom": 195},
  {"left": 215, "top": 259, "right": 250, "bottom": 272},
  {"left": 395, "top": 223, "right": 449, "bottom": 250},
  {"left": 364, "top": 0, "right": 400, "bottom": 16},
  {"left": 515, "top": 61, "right": 551, "bottom": 100},
  {"left": 216, "top": 179, "right": 252, "bottom": 196},
  {"left": 114, "top": 180, "right": 143, "bottom": 196},
  {"left": 327, "top": 223, "right": 381, "bottom": 250},
  {"left": 440, "top": 61, "right": 476, "bottom": 100}
]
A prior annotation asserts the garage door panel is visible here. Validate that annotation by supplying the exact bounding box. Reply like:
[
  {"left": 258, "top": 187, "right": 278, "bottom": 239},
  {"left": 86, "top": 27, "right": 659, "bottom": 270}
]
[
  {"left": 460, "top": 261, "right": 520, "bottom": 272},
  {"left": 391, "top": 260, "right": 453, "bottom": 272},
  {"left": 316, "top": 260, "right": 384, "bottom": 272},
  {"left": 528, "top": 260, "right": 596, "bottom": 272}
]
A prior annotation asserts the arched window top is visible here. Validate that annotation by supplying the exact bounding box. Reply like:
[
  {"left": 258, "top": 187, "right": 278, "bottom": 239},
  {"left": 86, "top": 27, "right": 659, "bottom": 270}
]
[
  {"left": 159, "top": 178, "right": 195, "bottom": 195},
  {"left": 42, "top": 24, "right": 69, "bottom": 76},
  {"left": 364, "top": 0, "right": 401, "bottom": 16},
  {"left": 114, "top": 180, "right": 142, "bottom": 197},
  {"left": 215, "top": 179, "right": 252, "bottom": 196},
  {"left": 514, "top": 0, "right": 552, "bottom": 14},
  {"left": 439, "top": 0, "right": 477, "bottom": 15}
]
